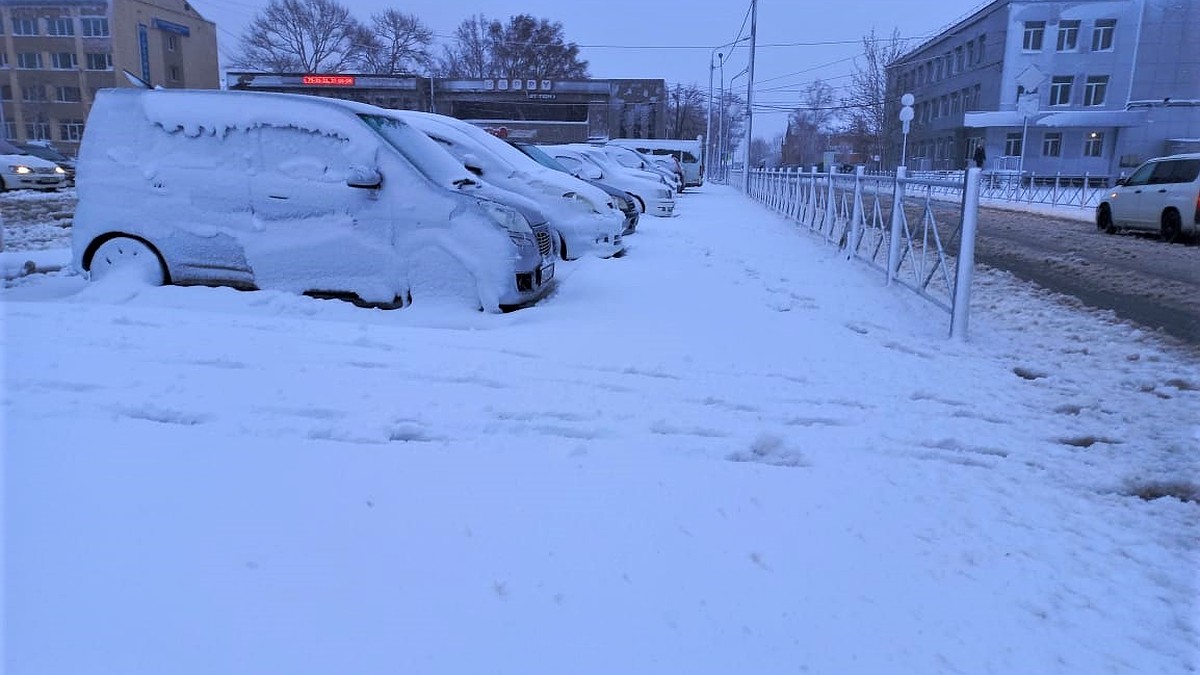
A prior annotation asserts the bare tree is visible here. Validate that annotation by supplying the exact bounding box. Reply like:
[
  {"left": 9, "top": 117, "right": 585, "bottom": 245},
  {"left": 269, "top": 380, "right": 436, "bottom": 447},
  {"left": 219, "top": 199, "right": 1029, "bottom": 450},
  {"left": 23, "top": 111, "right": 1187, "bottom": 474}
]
[
  {"left": 234, "top": 0, "right": 365, "bottom": 72},
  {"left": 666, "top": 83, "right": 707, "bottom": 140},
  {"left": 437, "top": 14, "right": 588, "bottom": 79},
  {"left": 782, "top": 79, "right": 836, "bottom": 166},
  {"left": 436, "top": 14, "right": 491, "bottom": 77},
  {"left": 358, "top": 10, "right": 433, "bottom": 75},
  {"left": 844, "top": 28, "right": 908, "bottom": 167}
]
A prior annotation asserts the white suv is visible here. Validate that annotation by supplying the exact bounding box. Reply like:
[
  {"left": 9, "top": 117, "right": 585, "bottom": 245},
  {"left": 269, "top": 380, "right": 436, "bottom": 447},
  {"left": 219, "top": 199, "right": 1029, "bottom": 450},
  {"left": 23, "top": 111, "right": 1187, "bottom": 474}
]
[{"left": 1097, "top": 153, "right": 1200, "bottom": 243}]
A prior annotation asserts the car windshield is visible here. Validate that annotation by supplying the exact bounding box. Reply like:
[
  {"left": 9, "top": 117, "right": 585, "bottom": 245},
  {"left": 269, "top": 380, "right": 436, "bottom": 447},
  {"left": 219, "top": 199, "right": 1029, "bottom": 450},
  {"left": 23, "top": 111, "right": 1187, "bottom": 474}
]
[
  {"left": 359, "top": 114, "right": 480, "bottom": 190},
  {"left": 513, "top": 142, "right": 571, "bottom": 174},
  {"left": 0, "top": 138, "right": 28, "bottom": 155}
]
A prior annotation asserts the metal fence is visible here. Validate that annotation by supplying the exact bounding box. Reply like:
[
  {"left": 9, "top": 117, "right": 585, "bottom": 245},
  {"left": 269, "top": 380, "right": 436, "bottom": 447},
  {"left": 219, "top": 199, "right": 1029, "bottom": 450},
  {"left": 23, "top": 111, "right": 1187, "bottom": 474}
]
[
  {"left": 734, "top": 166, "right": 983, "bottom": 340},
  {"left": 877, "top": 169, "right": 1109, "bottom": 209}
]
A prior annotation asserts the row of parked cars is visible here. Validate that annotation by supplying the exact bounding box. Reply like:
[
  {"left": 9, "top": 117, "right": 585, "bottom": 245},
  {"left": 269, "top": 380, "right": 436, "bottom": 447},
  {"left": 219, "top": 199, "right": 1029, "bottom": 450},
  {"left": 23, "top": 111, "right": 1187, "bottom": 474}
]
[
  {"left": 0, "top": 138, "right": 75, "bottom": 191},
  {"left": 70, "top": 88, "right": 694, "bottom": 311}
]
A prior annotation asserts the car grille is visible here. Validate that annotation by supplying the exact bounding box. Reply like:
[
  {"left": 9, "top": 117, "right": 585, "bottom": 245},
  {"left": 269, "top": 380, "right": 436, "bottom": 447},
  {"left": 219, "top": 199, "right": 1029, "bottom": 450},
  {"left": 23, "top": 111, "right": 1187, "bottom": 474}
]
[
  {"left": 536, "top": 231, "right": 552, "bottom": 257},
  {"left": 34, "top": 167, "right": 59, "bottom": 175}
]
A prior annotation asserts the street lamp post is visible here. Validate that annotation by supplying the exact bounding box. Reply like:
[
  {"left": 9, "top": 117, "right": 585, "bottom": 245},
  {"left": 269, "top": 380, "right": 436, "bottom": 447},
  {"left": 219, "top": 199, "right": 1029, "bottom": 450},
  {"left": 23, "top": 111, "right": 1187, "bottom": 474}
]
[
  {"left": 742, "top": 0, "right": 758, "bottom": 192},
  {"left": 706, "top": 37, "right": 749, "bottom": 184}
]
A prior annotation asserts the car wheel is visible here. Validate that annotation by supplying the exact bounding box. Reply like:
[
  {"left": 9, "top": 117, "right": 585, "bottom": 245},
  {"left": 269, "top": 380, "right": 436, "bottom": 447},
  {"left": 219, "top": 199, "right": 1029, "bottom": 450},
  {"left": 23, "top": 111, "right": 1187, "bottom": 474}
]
[
  {"left": 1161, "top": 209, "right": 1182, "bottom": 244},
  {"left": 558, "top": 232, "right": 572, "bottom": 261},
  {"left": 1097, "top": 204, "right": 1116, "bottom": 234},
  {"left": 88, "top": 237, "right": 167, "bottom": 285}
]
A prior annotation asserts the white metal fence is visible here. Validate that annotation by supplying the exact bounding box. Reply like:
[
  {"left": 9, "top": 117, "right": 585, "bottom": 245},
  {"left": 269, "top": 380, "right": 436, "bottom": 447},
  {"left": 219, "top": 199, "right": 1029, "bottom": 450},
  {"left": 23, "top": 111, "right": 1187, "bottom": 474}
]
[
  {"left": 733, "top": 166, "right": 983, "bottom": 339},
  {"left": 879, "top": 169, "right": 1109, "bottom": 209}
]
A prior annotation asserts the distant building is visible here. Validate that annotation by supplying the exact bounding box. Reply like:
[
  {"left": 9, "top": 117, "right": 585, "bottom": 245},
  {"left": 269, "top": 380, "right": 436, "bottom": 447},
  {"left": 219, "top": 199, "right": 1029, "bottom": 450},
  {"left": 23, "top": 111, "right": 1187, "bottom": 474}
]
[
  {"left": 887, "top": 0, "right": 1200, "bottom": 177},
  {"left": 0, "top": 0, "right": 219, "bottom": 151},
  {"left": 226, "top": 72, "right": 668, "bottom": 143}
]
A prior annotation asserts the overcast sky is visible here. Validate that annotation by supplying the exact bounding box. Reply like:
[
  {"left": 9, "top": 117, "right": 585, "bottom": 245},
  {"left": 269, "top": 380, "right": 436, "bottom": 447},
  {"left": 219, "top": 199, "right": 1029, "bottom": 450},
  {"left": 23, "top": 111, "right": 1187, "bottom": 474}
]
[{"left": 191, "top": 0, "right": 991, "bottom": 139}]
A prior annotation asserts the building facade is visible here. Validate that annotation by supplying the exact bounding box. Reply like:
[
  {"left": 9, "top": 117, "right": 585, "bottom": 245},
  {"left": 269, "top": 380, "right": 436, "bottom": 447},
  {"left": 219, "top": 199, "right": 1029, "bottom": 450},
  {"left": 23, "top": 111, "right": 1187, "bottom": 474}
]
[
  {"left": 227, "top": 72, "right": 668, "bottom": 143},
  {"left": 0, "top": 0, "right": 218, "bottom": 151},
  {"left": 887, "top": 0, "right": 1200, "bottom": 177}
]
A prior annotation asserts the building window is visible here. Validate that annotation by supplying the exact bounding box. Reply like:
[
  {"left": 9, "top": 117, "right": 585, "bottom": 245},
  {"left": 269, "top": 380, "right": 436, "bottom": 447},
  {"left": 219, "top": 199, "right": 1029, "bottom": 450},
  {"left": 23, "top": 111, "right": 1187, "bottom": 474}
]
[
  {"left": 55, "top": 86, "right": 82, "bottom": 102},
  {"left": 0, "top": 85, "right": 10, "bottom": 100},
  {"left": 1042, "top": 132, "right": 1062, "bottom": 157},
  {"left": 1056, "top": 20, "right": 1080, "bottom": 50},
  {"left": 967, "top": 41, "right": 976, "bottom": 67},
  {"left": 17, "top": 52, "right": 43, "bottom": 69},
  {"left": 1023, "top": 21, "right": 1045, "bottom": 50},
  {"left": 26, "top": 120, "right": 52, "bottom": 140},
  {"left": 46, "top": 17, "right": 74, "bottom": 36},
  {"left": 12, "top": 17, "right": 39, "bottom": 35},
  {"left": 973, "top": 84, "right": 981, "bottom": 107},
  {"left": 2, "top": 121, "right": 15, "bottom": 139},
  {"left": 941, "top": 95, "right": 949, "bottom": 117},
  {"left": 22, "top": 84, "right": 47, "bottom": 102},
  {"left": 59, "top": 119, "right": 85, "bottom": 141},
  {"left": 1005, "top": 132, "right": 1023, "bottom": 156},
  {"left": 1083, "top": 75, "right": 1109, "bottom": 106},
  {"left": 951, "top": 92, "right": 960, "bottom": 113},
  {"left": 0, "top": 52, "right": 7, "bottom": 68},
  {"left": 935, "top": 58, "right": 944, "bottom": 81},
  {"left": 85, "top": 53, "right": 113, "bottom": 70},
  {"left": 1092, "top": 19, "right": 1115, "bottom": 51},
  {"left": 978, "top": 34, "right": 986, "bottom": 63},
  {"left": 944, "top": 52, "right": 953, "bottom": 77},
  {"left": 1084, "top": 131, "right": 1104, "bottom": 157},
  {"left": 51, "top": 52, "right": 77, "bottom": 69},
  {"left": 81, "top": 17, "right": 109, "bottom": 38},
  {"left": 168, "top": 65, "right": 181, "bottom": 82},
  {"left": 167, "top": 35, "right": 177, "bottom": 52},
  {"left": 1049, "top": 76, "right": 1073, "bottom": 106},
  {"left": 955, "top": 46, "right": 964, "bottom": 73}
]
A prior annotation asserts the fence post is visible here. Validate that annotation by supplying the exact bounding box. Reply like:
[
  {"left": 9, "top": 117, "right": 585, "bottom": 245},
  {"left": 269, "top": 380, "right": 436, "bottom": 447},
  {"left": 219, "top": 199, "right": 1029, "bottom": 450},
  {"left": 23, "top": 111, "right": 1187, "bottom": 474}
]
[
  {"left": 887, "top": 166, "right": 907, "bottom": 285},
  {"left": 824, "top": 166, "right": 837, "bottom": 241},
  {"left": 1082, "top": 172, "right": 1089, "bottom": 207},
  {"left": 849, "top": 166, "right": 865, "bottom": 259},
  {"left": 950, "top": 167, "right": 981, "bottom": 340}
]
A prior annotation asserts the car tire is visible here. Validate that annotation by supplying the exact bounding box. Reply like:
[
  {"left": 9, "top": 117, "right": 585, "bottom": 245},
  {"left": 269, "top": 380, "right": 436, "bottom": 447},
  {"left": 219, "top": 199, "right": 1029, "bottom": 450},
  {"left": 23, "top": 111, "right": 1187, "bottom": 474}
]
[
  {"left": 88, "top": 237, "right": 167, "bottom": 285},
  {"left": 1161, "top": 209, "right": 1182, "bottom": 244},
  {"left": 1097, "top": 204, "right": 1116, "bottom": 234}
]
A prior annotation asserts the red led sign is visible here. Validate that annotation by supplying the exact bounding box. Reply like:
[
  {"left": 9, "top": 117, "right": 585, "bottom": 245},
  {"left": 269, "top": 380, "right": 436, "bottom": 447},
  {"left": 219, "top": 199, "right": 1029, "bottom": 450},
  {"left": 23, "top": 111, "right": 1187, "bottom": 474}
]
[{"left": 302, "top": 75, "right": 356, "bottom": 86}]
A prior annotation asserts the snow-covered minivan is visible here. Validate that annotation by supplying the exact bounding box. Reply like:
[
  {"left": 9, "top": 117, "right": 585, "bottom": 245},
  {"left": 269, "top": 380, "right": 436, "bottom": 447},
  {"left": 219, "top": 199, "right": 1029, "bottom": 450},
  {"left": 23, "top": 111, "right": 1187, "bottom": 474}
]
[{"left": 72, "top": 88, "right": 556, "bottom": 311}]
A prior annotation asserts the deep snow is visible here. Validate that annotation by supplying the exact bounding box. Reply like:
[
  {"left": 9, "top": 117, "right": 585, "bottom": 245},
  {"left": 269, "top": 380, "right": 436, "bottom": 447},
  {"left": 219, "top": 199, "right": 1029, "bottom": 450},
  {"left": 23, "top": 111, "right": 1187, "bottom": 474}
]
[{"left": 3, "top": 184, "right": 1198, "bottom": 674}]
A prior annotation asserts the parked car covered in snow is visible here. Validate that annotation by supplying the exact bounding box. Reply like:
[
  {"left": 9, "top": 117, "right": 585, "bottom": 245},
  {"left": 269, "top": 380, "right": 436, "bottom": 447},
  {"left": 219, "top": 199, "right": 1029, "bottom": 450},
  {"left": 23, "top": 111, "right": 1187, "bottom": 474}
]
[
  {"left": 601, "top": 144, "right": 682, "bottom": 193},
  {"left": 0, "top": 138, "right": 68, "bottom": 192},
  {"left": 72, "top": 88, "right": 556, "bottom": 311},
  {"left": 509, "top": 140, "right": 639, "bottom": 236},
  {"left": 392, "top": 110, "right": 625, "bottom": 260},
  {"left": 542, "top": 144, "right": 676, "bottom": 218}
]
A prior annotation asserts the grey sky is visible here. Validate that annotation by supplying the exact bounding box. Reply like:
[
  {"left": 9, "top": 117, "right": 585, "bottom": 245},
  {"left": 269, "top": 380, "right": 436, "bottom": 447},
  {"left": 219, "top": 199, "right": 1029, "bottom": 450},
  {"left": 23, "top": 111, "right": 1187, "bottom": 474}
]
[{"left": 191, "top": 0, "right": 990, "bottom": 139}]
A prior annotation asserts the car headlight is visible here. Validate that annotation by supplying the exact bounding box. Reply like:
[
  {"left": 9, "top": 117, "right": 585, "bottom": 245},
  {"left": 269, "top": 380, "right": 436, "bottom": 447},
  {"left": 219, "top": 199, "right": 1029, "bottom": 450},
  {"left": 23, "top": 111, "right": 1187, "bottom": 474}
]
[
  {"left": 612, "top": 194, "right": 630, "bottom": 211},
  {"left": 657, "top": 188, "right": 672, "bottom": 199},
  {"left": 12, "top": 165, "right": 32, "bottom": 174},
  {"left": 54, "top": 166, "right": 67, "bottom": 175},
  {"left": 480, "top": 201, "right": 534, "bottom": 238},
  {"left": 563, "top": 191, "right": 602, "bottom": 214}
]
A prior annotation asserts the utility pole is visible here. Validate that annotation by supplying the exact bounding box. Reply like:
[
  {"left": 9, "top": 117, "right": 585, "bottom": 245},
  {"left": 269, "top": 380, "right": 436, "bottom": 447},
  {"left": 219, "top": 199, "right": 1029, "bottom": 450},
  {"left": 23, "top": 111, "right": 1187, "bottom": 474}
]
[{"left": 742, "top": 0, "right": 758, "bottom": 191}]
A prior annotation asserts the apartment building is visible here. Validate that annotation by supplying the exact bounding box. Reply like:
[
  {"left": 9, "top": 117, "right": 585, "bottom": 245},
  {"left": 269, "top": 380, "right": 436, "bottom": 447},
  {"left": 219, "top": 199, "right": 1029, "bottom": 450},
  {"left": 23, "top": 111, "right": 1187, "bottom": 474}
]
[
  {"left": 0, "top": 0, "right": 218, "bottom": 152},
  {"left": 887, "top": 0, "right": 1200, "bottom": 177}
]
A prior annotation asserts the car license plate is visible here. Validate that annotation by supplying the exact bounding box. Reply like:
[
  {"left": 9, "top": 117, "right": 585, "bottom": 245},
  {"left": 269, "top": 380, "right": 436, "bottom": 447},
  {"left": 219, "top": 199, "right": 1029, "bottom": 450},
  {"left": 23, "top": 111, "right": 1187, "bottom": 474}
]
[{"left": 541, "top": 261, "right": 554, "bottom": 283}]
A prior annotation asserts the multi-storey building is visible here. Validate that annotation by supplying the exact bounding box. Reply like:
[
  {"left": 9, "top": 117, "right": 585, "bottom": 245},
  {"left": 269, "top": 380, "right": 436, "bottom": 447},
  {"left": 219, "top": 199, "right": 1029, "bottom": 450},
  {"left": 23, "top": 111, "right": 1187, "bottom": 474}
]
[
  {"left": 0, "top": 0, "right": 218, "bottom": 152},
  {"left": 887, "top": 0, "right": 1200, "bottom": 177},
  {"left": 227, "top": 72, "right": 668, "bottom": 143}
]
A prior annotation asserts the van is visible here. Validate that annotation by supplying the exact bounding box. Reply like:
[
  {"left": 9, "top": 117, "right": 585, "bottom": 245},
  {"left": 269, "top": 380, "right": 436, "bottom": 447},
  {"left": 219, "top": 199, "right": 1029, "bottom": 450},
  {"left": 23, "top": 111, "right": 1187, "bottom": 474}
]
[
  {"left": 72, "top": 89, "right": 556, "bottom": 310},
  {"left": 607, "top": 138, "right": 704, "bottom": 188},
  {"left": 1097, "top": 153, "right": 1200, "bottom": 243}
]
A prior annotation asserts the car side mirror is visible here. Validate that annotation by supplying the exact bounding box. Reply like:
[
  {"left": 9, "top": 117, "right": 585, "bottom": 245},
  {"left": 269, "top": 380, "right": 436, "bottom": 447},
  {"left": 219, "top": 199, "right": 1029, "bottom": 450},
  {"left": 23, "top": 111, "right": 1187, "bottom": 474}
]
[
  {"left": 584, "top": 166, "right": 603, "bottom": 180},
  {"left": 346, "top": 165, "right": 381, "bottom": 189},
  {"left": 461, "top": 153, "right": 485, "bottom": 176},
  {"left": 1114, "top": 178, "right": 1126, "bottom": 186}
]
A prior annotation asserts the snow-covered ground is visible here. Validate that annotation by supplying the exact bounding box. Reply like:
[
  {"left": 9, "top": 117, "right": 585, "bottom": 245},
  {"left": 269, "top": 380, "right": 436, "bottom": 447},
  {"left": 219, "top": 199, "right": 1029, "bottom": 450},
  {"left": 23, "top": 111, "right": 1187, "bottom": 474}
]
[{"left": 3, "top": 184, "right": 1198, "bottom": 674}]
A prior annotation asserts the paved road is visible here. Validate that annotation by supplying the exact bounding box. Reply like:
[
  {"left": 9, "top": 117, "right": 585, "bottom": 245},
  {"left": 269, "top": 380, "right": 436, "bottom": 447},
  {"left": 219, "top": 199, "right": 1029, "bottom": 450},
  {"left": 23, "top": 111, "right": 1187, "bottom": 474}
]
[{"left": 966, "top": 206, "right": 1199, "bottom": 347}]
